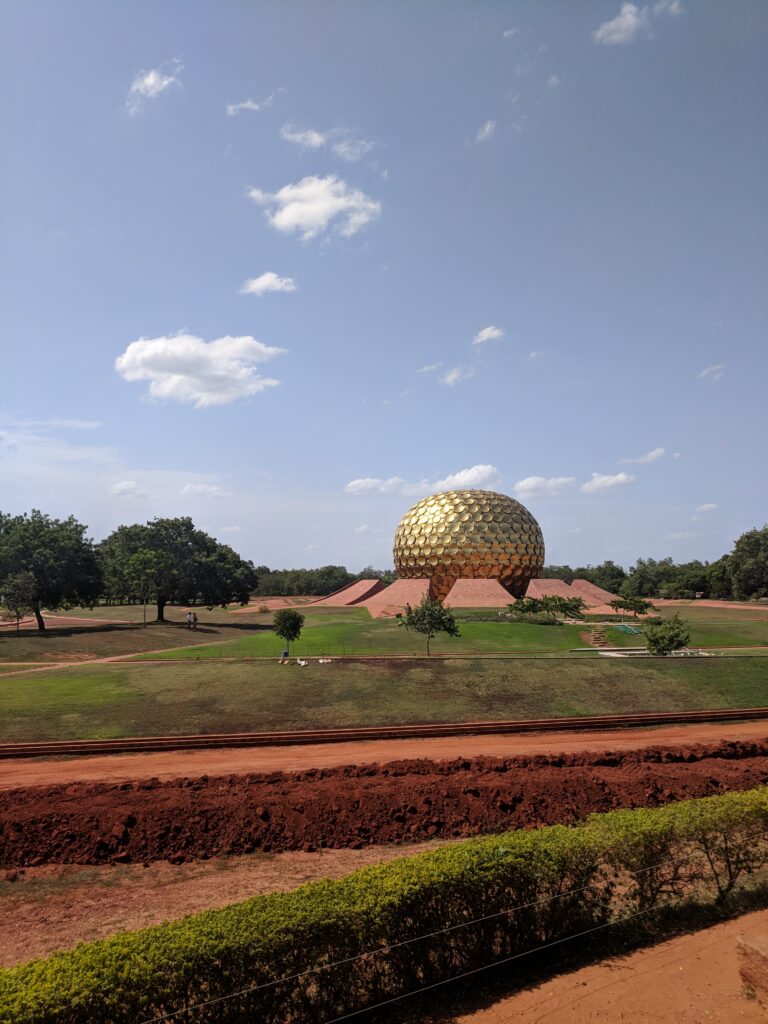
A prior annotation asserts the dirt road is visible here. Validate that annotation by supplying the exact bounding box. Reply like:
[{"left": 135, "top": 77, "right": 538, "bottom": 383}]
[{"left": 4, "top": 720, "right": 768, "bottom": 789}]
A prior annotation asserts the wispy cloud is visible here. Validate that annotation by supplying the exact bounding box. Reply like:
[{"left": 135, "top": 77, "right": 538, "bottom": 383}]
[
  {"left": 581, "top": 471, "right": 635, "bottom": 493},
  {"left": 279, "top": 123, "right": 375, "bottom": 161},
  {"left": 239, "top": 271, "right": 297, "bottom": 296},
  {"left": 181, "top": 483, "right": 232, "bottom": 498},
  {"left": 115, "top": 332, "right": 284, "bottom": 408},
  {"left": 472, "top": 325, "right": 504, "bottom": 346},
  {"left": 619, "top": 446, "right": 666, "bottom": 464},
  {"left": 593, "top": 1, "right": 682, "bottom": 46},
  {"left": 476, "top": 120, "right": 496, "bottom": 143},
  {"left": 440, "top": 366, "right": 475, "bottom": 387},
  {"left": 503, "top": 27, "right": 519, "bottom": 40},
  {"left": 514, "top": 476, "right": 576, "bottom": 499},
  {"left": 547, "top": 75, "right": 561, "bottom": 89},
  {"left": 110, "top": 480, "right": 148, "bottom": 499},
  {"left": 695, "top": 502, "right": 718, "bottom": 514},
  {"left": 248, "top": 175, "right": 380, "bottom": 240},
  {"left": 416, "top": 362, "right": 442, "bottom": 374},
  {"left": 226, "top": 89, "right": 282, "bottom": 116},
  {"left": 126, "top": 59, "right": 183, "bottom": 116},
  {"left": 699, "top": 363, "right": 725, "bottom": 382},
  {"left": 345, "top": 463, "right": 499, "bottom": 496}
]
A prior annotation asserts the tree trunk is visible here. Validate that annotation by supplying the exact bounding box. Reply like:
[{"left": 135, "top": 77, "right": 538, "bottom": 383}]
[
  {"left": 156, "top": 597, "right": 166, "bottom": 623},
  {"left": 426, "top": 636, "right": 431, "bottom": 656},
  {"left": 33, "top": 605, "right": 46, "bottom": 632}
]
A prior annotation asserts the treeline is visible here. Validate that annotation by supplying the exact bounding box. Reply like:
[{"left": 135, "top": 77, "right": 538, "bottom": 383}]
[
  {"left": 0, "top": 511, "right": 258, "bottom": 630},
  {"left": 253, "top": 565, "right": 395, "bottom": 597},
  {"left": 542, "top": 524, "right": 768, "bottom": 601}
]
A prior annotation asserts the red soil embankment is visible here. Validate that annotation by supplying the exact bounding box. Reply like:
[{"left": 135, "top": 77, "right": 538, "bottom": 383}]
[{"left": 1, "top": 740, "right": 767, "bottom": 868}]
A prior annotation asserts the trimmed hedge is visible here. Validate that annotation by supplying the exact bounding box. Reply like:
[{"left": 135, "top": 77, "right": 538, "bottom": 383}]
[{"left": 2, "top": 788, "right": 768, "bottom": 1023}]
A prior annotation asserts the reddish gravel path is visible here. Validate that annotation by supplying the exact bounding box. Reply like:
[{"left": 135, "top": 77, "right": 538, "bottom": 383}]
[
  {"left": 2, "top": 739, "right": 766, "bottom": 867},
  {"left": 3, "top": 721, "right": 768, "bottom": 789}
]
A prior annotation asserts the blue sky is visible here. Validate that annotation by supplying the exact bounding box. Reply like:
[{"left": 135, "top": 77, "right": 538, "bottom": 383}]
[{"left": 1, "top": 1, "right": 766, "bottom": 571}]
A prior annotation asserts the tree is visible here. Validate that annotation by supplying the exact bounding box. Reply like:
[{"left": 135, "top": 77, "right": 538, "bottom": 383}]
[
  {"left": 0, "top": 571, "right": 36, "bottom": 634},
  {"left": 623, "top": 596, "right": 656, "bottom": 617},
  {"left": 398, "top": 594, "right": 459, "bottom": 656},
  {"left": 643, "top": 615, "right": 690, "bottom": 656},
  {"left": 98, "top": 518, "right": 258, "bottom": 621},
  {"left": 729, "top": 525, "right": 768, "bottom": 600},
  {"left": 574, "top": 560, "right": 627, "bottom": 594},
  {"left": 707, "top": 556, "right": 733, "bottom": 600},
  {"left": 0, "top": 510, "right": 102, "bottom": 631},
  {"left": 609, "top": 598, "right": 626, "bottom": 621},
  {"left": 273, "top": 609, "right": 304, "bottom": 653}
]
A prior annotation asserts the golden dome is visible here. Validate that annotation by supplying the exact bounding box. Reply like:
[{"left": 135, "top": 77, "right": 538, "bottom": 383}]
[{"left": 393, "top": 489, "right": 544, "bottom": 601}]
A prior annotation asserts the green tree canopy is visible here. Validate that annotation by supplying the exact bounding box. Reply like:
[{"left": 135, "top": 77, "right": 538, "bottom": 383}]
[
  {"left": 272, "top": 609, "right": 305, "bottom": 652},
  {"left": 0, "top": 510, "right": 102, "bottom": 631},
  {"left": 643, "top": 614, "right": 690, "bottom": 656},
  {"left": 0, "top": 571, "right": 37, "bottom": 634},
  {"left": 398, "top": 594, "right": 460, "bottom": 656},
  {"left": 729, "top": 525, "right": 768, "bottom": 600},
  {"left": 98, "top": 517, "right": 258, "bottom": 621}
]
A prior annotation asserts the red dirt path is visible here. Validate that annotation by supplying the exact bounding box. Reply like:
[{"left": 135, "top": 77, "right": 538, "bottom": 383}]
[
  {"left": 2, "top": 739, "right": 766, "bottom": 868},
  {"left": 4, "top": 721, "right": 768, "bottom": 789}
]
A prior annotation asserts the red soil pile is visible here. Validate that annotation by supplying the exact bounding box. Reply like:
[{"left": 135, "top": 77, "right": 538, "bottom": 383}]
[{"left": 1, "top": 740, "right": 766, "bottom": 869}]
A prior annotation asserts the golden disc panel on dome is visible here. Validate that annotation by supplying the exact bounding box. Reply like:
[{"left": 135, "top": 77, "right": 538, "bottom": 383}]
[{"left": 393, "top": 489, "right": 544, "bottom": 601}]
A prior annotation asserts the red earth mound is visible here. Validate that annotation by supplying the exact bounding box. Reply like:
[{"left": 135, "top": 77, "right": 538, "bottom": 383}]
[{"left": 1, "top": 740, "right": 766, "bottom": 869}]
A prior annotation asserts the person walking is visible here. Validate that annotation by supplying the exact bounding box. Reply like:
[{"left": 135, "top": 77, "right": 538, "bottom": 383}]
[
  {"left": 191, "top": 612, "right": 198, "bottom": 631},
  {"left": 186, "top": 611, "right": 193, "bottom": 630}
]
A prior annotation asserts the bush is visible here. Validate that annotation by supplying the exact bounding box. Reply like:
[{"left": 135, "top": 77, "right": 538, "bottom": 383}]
[
  {"left": 643, "top": 614, "right": 690, "bottom": 655},
  {"left": 2, "top": 789, "right": 768, "bottom": 1023}
]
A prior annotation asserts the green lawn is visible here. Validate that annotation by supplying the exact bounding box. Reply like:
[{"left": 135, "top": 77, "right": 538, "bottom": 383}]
[
  {"left": 129, "top": 613, "right": 586, "bottom": 660},
  {"left": 606, "top": 614, "right": 768, "bottom": 650},
  {"left": 1, "top": 656, "right": 767, "bottom": 741}
]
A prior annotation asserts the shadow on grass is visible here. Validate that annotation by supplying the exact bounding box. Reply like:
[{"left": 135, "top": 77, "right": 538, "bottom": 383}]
[{"left": 377, "top": 883, "right": 768, "bottom": 1023}]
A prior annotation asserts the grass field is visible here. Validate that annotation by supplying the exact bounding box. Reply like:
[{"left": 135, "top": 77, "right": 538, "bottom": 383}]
[
  {"left": 1, "top": 656, "right": 767, "bottom": 741},
  {"left": 606, "top": 610, "right": 768, "bottom": 649}
]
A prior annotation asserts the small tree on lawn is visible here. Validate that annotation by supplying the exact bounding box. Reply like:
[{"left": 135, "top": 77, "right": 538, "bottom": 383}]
[
  {"left": 624, "top": 596, "right": 656, "bottom": 618},
  {"left": 398, "top": 594, "right": 459, "bottom": 656},
  {"left": 609, "top": 598, "right": 626, "bottom": 621},
  {"left": 643, "top": 614, "right": 690, "bottom": 656},
  {"left": 1, "top": 571, "right": 37, "bottom": 635},
  {"left": 273, "top": 609, "right": 305, "bottom": 654}
]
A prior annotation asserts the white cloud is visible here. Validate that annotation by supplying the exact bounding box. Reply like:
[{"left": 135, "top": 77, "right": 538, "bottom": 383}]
[
  {"left": 593, "top": 1, "right": 682, "bottom": 45},
  {"left": 514, "top": 476, "right": 576, "bottom": 499},
  {"left": 226, "top": 90, "right": 281, "bottom": 116},
  {"left": 476, "top": 120, "right": 496, "bottom": 143},
  {"left": 472, "top": 325, "right": 504, "bottom": 346},
  {"left": 218, "top": 525, "right": 241, "bottom": 533},
  {"left": 665, "top": 531, "right": 696, "bottom": 541},
  {"left": 503, "top": 28, "right": 519, "bottom": 39},
  {"left": 354, "top": 524, "right": 378, "bottom": 534},
  {"left": 695, "top": 503, "right": 718, "bottom": 514},
  {"left": 345, "top": 463, "right": 499, "bottom": 497},
  {"left": 433, "top": 464, "right": 500, "bottom": 490},
  {"left": 345, "top": 476, "right": 407, "bottom": 495},
  {"left": 619, "top": 446, "right": 666, "bottom": 464},
  {"left": 110, "top": 480, "right": 148, "bottom": 499},
  {"left": 548, "top": 75, "right": 561, "bottom": 89},
  {"left": 280, "top": 124, "right": 328, "bottom": 149},
  {"left": 416, "top": 362, "right": 442, "bottom": 374},
  {"left": 440, "top": 366, "right": 475, "bottom": 387},
  {"left": 528, "top": 351, "right": 543, "bottom": 360},
  {"left": 672, "top": 451, "right": 682, "bottom": 459},
  {"left": 332, "top": 137, "right": 375, "bottom": 161},
  {"left": 126, "top": 59, "right": 182, "bottom": 116},
  {"left": 581, "top": 471, "right": 635, "bottom": 493},
  {"left": 239, "top": 271, "right": 297, "bottom": 296},
  {"left": 699, "top": 363, "right": 725, "bottom": 382},
  {"left": 248, "top": 175, "right": 380, "bottom": 240},
  {"left": 115, "top": 332, "right": 285, "bottom": 408},
  {"left": 181, "top": 483, "right": 232, "bottom": 498},
  {"left": 279, "top": 124, "right": 375, "bottom": 161}
]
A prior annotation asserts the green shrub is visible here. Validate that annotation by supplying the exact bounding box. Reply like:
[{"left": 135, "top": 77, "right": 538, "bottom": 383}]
[{"left": 2, "top": 789, "right": 767, "bottom": 1023}]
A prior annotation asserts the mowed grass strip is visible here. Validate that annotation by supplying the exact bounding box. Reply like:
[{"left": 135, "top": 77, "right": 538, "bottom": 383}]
[
  {"left": 606, "top": 616, "right": 768, "bottom": 649},
  {"left": 1, "top": 657, "right": 767, "bottom": 741},
  {"left": 133, "top": 616, "right": 586, "bottom": 660}
]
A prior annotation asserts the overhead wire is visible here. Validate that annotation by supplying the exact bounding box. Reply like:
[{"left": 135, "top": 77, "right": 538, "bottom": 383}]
[{"left": 137, "top": 825, "right": 768, "bottom": 1023}]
